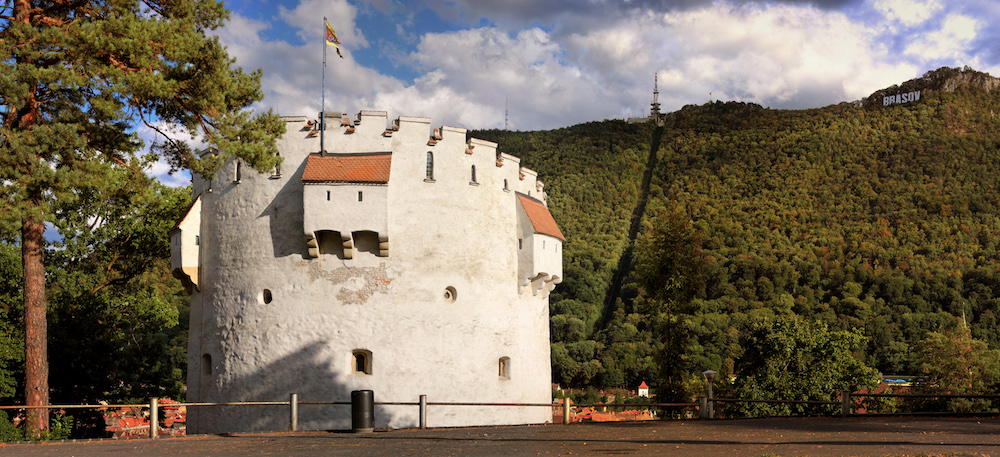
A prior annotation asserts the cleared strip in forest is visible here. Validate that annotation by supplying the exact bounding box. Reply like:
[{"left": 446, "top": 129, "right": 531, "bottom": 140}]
[{"left": 598, "top": 123, "right": 664, "bottom": 328}]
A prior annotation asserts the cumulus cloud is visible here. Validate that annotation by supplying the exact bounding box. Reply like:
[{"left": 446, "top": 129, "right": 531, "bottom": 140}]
[
  {"left": 905, "top": 14, "right": 981, "bottom": 62},
  {"left": 211, "top": 0, "right": 995, "bottom": 134},
  {"left": 871, "top": 0, "right": 942, "bottom": 30}
]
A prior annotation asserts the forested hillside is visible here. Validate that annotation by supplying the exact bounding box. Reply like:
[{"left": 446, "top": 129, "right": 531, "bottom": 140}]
[{"left": 474, "top": 66, "right": 1000, "bottom": 399}]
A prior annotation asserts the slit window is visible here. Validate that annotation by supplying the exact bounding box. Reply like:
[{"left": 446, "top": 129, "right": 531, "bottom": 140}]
[
  {"left": 353, "top": 349, "right": 372, "bottom": 375},
  {"left": 358, "top": 191, "right": 363, "bottom": 202},
  {"left": 504, "top": 179, "right": 509, "bottom": 191},
  {"left": 471, "top": 165, "right": 477, "bottom": 183},
  {"left": 499, "top": 357, "right": 510, "bottom": 379},
  {"left": 425, "top": 152, "right": 434, "bottom": 181},
  {"left": 327, "top": 191, "right": 331, "bottom": 201},
  {"left": 234, "top": 161, "right": 242, "bottom": 183},
  {"left": 202, "top": 354, "right": 212, "bottom": 376}
]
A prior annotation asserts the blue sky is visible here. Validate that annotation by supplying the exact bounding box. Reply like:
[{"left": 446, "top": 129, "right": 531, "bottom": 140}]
[{"left": 148, "top": 0, "right": 1000, "bottom": 186}]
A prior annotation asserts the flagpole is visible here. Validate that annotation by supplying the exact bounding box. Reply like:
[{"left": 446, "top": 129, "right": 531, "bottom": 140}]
[{"left": 321, "top": 16, "right": 327, "bottom": 156}]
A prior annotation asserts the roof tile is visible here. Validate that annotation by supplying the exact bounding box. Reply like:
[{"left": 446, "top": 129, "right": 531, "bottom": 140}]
[
  {"left": 302, "top": 153, "right": 391, "bottom": 183},
  {"left": 517, "top": 193, "right": 566, "bottom": 241}
]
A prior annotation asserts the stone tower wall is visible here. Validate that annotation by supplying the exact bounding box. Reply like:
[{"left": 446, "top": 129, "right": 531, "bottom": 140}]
[{"left": 181, "top": 111, "right": 560, "bottom": 433}]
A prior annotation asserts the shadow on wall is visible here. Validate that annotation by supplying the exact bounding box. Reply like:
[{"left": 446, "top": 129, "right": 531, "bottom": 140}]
[
  {"left": 259, "top": 158, "right": 310, "bottom": 259},
  {"left": 191, "top": 341, "right": 400, "bottom": 434}
]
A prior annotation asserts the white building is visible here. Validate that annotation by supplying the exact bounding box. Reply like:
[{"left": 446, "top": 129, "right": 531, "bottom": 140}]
[{"left": 170, "top": 110, "right": 565, "bottom": 433}]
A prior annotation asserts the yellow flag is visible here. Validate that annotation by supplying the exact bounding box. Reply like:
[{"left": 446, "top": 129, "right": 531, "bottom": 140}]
[{"left": 325, "top": 21, "right": 343, "bottom": 59}]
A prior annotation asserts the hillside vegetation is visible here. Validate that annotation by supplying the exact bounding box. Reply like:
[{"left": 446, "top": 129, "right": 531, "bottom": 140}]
[{"left": 474, "top": 66, "right": 1000, "bottom": 399}]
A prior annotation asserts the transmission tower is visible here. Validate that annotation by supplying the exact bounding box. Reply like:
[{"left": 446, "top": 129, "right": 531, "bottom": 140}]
[
  {"left": 650, "top": 73, "right": 661, "bottom": 117},
  {"left": 505, "top": 96, "right": 509, "bottom": 131}
]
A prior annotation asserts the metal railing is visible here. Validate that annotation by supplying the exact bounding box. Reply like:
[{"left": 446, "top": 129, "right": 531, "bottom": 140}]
[{"left": 4, "top": 390, "right": 999, "bottom": 440}]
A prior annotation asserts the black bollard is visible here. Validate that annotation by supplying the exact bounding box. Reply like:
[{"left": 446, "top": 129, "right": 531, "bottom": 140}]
[{"left": 351, "top": 390, "right": 374, "bottom": 433}]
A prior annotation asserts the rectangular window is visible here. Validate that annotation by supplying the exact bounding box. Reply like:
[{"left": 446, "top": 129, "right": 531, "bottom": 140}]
[{"left": 358, "top": 191, "right": 363, "bottom": 202}]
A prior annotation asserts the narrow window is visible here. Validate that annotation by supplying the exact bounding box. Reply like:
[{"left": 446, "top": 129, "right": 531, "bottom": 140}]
[
  {"left": 471, "top": 165, "right": 477, "bottom": 183},
  {"left": 503, "top": 179, "right": 509, "bottom": 191},
  {"left": 353, "top": 350, "right": 372, "bottom": 375},
  {"left": 234, "top": 161, "right": 242, "bottom": 183},
  {"left": 202, "top": 354, "right": 212, "bottom": 376},
  {"left": 499, "top": 357, "right": 510, "bottom": 379},
  {"left": 358, "top": 191, "right": 363, "bottom": 202},
  {"left": 195, "top": 235, "right": 200, "bottom": 246},
  {"left": 425, "top": 152, "right": 434, "bottom": 181},
  {"left": 327, "top": 191, "right": 331, "bottom": 201},
  {"left": 543, "top": 240, "right": 546, "bottom": 249},
  {"left": 518, "top": 239, "right": 522, "bottom": 249}
]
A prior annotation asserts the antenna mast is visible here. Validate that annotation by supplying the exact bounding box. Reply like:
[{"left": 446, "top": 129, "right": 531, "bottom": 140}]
[
  {"left": 505, "top": 96, "right": 509, "bottom": 131},
  {"left": 650, "top": 73, "right": 661, "bottom": 117}
]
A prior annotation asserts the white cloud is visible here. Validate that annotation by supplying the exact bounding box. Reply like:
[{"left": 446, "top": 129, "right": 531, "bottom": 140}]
[
  {"left": 904, "top": 14, "right": 981, "bottom": 62},
  {"left": 871, "top": 0, "right": 943, "bottom": 30},
  {"left": 212, "top": 0, "right": 994, "bottom": 132}
]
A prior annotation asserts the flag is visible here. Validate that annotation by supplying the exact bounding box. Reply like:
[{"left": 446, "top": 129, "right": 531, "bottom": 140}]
[{"left": 326, "top": 21, "right": 343, "bottom": 59}]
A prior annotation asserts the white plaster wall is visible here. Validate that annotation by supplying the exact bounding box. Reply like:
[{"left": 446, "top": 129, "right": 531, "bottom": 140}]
[
  {"left": 303, "top": 183, "right": 388, "bottom": 236},
  {"left": 170, "top": 196, "right": 201, "bottom": 289},
  {"left": 185, "top": 112, "right": 556, "bottom": 434}
]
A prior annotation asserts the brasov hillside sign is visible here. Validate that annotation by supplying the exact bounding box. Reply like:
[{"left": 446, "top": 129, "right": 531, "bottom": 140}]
[{"left": 884, "top": 90, "right": 920, "bottom": 106}]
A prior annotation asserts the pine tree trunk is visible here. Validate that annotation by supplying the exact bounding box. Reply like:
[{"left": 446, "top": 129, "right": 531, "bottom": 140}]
[{"left": 22, "top": 202, "right": 48, "bottom": 437}]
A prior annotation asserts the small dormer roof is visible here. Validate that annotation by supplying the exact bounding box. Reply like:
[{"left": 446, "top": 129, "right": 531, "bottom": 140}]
[
  {"left": 516, "top": 192, "right": 566, "bottom": 241},
  {"left": 302, "top": 153, "right": 391, "bottom": 183}
]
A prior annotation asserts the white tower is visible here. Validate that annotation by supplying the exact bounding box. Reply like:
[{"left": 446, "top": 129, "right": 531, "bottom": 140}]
[{"left": 171, "top": 110, "right": 565, "bottom": 434}]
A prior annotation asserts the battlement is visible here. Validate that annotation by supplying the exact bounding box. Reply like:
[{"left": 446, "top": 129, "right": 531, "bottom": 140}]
[{"left": 275, "top": 111, "right": 546, "bottom": 201}]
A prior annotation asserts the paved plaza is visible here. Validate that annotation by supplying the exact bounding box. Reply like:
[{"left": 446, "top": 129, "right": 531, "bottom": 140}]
[{"left": 2, "top": 416, "right": 999, "bottom": 456}]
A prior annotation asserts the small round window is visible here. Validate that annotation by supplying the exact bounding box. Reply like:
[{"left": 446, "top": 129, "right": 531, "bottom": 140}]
[
  {"left": 261, "top": 289, "right": 273, "bottom": 304},
  {"left": 443, "top": 286, "right": 457, "bottom": 303}
]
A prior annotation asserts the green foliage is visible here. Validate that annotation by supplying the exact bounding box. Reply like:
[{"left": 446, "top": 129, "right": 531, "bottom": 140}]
[
  {"left": 0, "top": 0, "right": 281, "bottom": 434},
  {"left": 725, "top": 315, "right": 879, "bottom": 417},
  {"left": 484, "top": 69, "right": 1000, "bottom": 405},
  {"left": 46, "top": 177, "right": 191, "bottom": 403},
  {"left": 0, "top": 243, "right": 24, "bottom": 400},
  {"left": 0, "top": 411, "right": 23, "bottom": 442},
  {"left": 910, "top": 320, "right": 1000, "bottom": 412}
]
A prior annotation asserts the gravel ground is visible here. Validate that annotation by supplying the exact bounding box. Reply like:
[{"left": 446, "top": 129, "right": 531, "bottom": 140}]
[{"left": 2, "top": 416, "right": 999, "bottom": 457}]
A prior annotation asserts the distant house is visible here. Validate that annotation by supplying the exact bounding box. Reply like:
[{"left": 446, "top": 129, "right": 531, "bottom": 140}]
[{"left": 637, "top": 381, "right": 649, "bottom": 398}]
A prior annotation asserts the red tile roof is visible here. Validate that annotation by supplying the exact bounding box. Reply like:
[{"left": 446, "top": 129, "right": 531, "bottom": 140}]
[
  {"left": 302, "top": 153, "right": 391, "bottom": 183},
  {"left": 517, "top": 193, "right": 566, "bottom": 241}
]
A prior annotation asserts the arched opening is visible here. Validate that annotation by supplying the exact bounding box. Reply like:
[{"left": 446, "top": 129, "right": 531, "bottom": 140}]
[
  {"left": 317, "top": 230, "right": 346, "bottom": 259},
  {"left": 353, "top": 349, "right": 372, "bottom": 375},
  {"left": 499, "top": 356, "right": 510, "bottom": 379},
  {"left": 352, "top": 230, "right": 380, "bottom": 257}
]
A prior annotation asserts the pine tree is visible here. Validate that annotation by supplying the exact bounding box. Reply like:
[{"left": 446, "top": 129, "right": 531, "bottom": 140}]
[{"left": 0, "top": 0, "right": 284, "bottom": 436}]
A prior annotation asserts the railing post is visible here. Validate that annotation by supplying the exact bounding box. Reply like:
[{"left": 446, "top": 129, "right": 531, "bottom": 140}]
[
  {"left": 419, "top": 395, "right": 427, "bottom": 429},
  {"left": 290, "top": 393, "right": 298, "bottom": 431},
  {"left": 149, "top": 397, "right": 159, "bottom": 439},
  {"left": 698, "top": 396, "right": 708, "bottom": 419},
  {"left": 562, "top": 397, "right": 571, "bottom": 424},
  {"left": 841, "top": 390, "right": 851, "bottom": 416}
]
